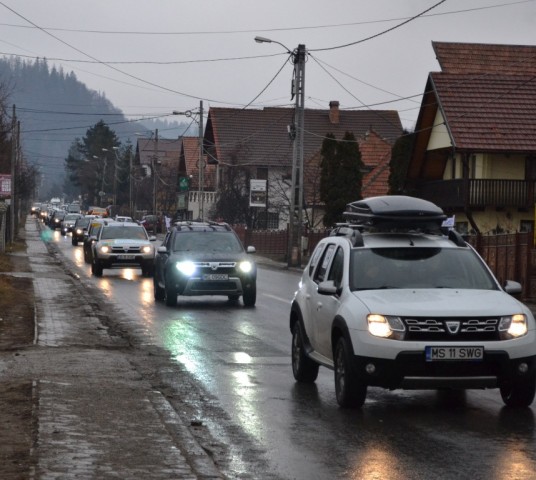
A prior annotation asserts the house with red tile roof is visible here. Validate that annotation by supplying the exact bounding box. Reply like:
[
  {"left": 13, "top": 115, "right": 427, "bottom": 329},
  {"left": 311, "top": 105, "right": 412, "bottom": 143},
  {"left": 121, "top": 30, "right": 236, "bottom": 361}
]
[
  {"left": 177, "top": 137, "right": 216, "bottom": 220},
  {"left": 204, "top": 101, "right": 402, "bottom": 228},
  {"left": 406, "top": 42, "right": 536, "bottom": 234},
  {"left": 134, "top": 136, "right": 182, "bottom": 217}
]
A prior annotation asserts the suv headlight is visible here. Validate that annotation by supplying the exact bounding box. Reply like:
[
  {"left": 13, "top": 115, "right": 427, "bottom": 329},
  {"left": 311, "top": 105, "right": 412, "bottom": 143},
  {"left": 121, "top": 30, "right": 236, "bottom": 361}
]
[
  {"left": 499, "top": 314, "right": 528, "bottom": 339},
  {"left": 239, "top": 261, "right": 253, "bottom": 273},
  {"left": 142, "top": 245, "right": 152, "bottom": 254},
  {"left": 99, "top": 245, "right": 110, "bottom": 254},
  {"left": 367, "top": 314, "right": 405, "bottom": 340},
  {"left": 176, "top": 261, "right": 196, "bottom": 276}
]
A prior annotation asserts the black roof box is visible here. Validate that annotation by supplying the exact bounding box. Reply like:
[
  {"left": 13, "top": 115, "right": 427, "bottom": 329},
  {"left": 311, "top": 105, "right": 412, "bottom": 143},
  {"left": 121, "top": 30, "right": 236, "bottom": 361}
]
[{"left": 343, "top": 195, "right": 446, "bottom": 228}]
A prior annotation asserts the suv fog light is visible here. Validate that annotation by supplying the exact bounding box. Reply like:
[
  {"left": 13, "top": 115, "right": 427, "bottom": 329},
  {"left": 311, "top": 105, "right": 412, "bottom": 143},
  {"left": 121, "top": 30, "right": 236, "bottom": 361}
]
[
  {"left": 518, "top": 363, "right": 529, "bottom": 374},
  {"left": 365, "top": 363, "right": 376, "bottom": 375}
]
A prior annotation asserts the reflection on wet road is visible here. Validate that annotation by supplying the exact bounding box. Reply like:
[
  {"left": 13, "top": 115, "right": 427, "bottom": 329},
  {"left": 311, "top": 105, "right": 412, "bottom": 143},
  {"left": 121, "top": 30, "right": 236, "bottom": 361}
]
[{"left": 52, "top": 229, "right": 536, "bottom": 480}]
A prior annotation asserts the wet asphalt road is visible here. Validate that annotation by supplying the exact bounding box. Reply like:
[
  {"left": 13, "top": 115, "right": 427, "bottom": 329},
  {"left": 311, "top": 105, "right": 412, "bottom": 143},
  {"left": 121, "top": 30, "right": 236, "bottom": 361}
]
[{"left": 49, "top": 229, "right": 536, "bottom": 480}]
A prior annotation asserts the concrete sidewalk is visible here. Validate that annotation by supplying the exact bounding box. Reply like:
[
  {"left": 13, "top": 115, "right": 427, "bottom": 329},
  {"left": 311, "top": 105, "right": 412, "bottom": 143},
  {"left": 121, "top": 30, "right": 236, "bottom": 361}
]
[{"left": 1, "top": 217, "right": 223, "bottom": 479}]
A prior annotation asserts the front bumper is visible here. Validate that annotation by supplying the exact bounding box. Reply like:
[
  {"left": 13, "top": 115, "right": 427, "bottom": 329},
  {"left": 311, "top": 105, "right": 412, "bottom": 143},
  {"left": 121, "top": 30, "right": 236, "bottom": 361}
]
[
  {"left": 96, "top": 254, "right": 154, "bottom": 269},
  {"left": 352, "top": 352, "right": 536, "bottom": 390},
  {"left": 169, "top": 273, "right": 255, "bottom": 296}
]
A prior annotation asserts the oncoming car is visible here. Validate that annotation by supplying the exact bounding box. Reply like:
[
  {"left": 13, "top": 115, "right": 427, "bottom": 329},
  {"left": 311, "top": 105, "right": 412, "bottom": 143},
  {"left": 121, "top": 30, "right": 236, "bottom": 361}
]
[
  {"left": 153, "top": 221, "right": 257, "bottom": 307},
  {"left": 90, "top": 221, "right": 156, "bottom": 277},
  {"left": 290, "top": 195, "right": 536, "bottom": 408}
]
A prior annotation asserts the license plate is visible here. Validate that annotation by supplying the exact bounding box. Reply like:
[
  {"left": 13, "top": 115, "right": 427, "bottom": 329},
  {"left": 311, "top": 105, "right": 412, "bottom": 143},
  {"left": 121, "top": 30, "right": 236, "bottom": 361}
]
[
  {"left": 425, "top": 346, "right": 484, "bottom": 361},
  {"left": 203, "top": 273, "right": 229, "bottom": 281},
  {"left": 117, "top": 254, "right": 135, "bottom": 260}
]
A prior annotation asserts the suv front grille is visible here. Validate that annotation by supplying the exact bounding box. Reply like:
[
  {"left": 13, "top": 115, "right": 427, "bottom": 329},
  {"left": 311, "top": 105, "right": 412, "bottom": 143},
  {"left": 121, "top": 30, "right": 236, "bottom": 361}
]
[
  {"left": 111, "top": 246, "right": 142, "bottom": 253},
  {"left": 402, "top": 317, "right": 500, "bottom": 341}
]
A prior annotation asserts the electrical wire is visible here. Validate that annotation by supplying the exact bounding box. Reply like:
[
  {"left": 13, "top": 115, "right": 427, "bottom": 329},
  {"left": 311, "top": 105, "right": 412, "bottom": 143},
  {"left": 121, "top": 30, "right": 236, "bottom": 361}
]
[
  {"left": 309, "top": 0, "right": 448, "bottom": 52},
  {"left": 0, "top": 0, "right": 531, "bottom": 36}
]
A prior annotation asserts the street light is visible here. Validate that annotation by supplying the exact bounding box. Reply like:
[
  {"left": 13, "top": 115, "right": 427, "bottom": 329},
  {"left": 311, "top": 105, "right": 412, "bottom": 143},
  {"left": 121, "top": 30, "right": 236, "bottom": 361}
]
[{"left": 255, "top": 36, "right": 306, "bottom": 267}]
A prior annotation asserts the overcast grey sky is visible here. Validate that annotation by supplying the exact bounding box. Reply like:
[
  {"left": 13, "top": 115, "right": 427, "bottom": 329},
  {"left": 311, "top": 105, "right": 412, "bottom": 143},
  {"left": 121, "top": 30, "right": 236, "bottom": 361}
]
[{"left": 1, "top": 0, "right": 535, "bottom": 132}]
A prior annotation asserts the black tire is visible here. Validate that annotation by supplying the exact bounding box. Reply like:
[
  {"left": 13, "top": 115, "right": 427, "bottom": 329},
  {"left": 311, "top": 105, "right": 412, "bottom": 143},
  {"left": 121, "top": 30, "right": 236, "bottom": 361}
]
[
  {"left": 154, "top": 277, "right": 165, "bottom": 301},
  {"left": 291, "top": 321, "right": 319, "bottom": 383},
  {"left": 500, "top": 376, "right": 536, "bottom": 407},
  {"left": 92, "top": 259, "right": 103, "bottom": 277},
  {"left": 84, "top": 248, "right": 90, "bottom": 264},
  {"left": 72, "top": 238, "right": 78, "bottom": 246},
  {"left": 142, "top": 265, "right": 153, "bottom": 277},
  {"left": 164, "top": 279, "right": 177, "bottom": 307},
  {"left": 243, "top": 286, "right": 256, "bottom": 307},
  {"left": 334, "top": 337, "right": 367, "bottom": 408}
]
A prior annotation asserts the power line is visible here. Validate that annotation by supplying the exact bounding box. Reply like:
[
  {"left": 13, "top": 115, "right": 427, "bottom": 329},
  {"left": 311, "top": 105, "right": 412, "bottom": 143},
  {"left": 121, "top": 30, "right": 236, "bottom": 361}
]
[
  {"left": 310, "top": 0, "right": 448, "bottom": 52},
  {"left": 0, "top": 0, "right": 531, "bottom": 35}
]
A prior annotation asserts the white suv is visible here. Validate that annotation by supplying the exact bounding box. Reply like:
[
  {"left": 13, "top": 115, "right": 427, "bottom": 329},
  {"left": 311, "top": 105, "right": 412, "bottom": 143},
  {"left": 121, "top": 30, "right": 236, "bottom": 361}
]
[
  {"left": 91, "top": 221, "right": 156, "bottom": 277},
  {"left": 290, "top": 196, "right": 536, "bottom": 408}
]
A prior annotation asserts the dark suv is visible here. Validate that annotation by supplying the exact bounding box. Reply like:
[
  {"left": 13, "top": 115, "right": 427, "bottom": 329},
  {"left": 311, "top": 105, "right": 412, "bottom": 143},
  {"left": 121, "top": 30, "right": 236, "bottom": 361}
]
[{"left": 153, "top": 222, "right": 257, "bottom": 307}]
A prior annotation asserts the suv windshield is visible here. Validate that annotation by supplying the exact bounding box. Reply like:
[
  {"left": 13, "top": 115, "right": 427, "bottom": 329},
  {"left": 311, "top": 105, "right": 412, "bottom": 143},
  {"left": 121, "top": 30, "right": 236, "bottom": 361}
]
[
  {"left": 350, "top": 247, "right": 498, "bottom": 291},
  {"left": 172, "top": 231, "right": 243, "bottom": 253},
  {"left": 101, "top": 226, "right": 148, "bottom": 240}
]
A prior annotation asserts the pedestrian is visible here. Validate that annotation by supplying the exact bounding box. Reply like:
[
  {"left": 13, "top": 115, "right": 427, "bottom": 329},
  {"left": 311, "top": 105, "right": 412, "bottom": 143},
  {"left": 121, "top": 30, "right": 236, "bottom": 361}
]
[{"left": 165, "top": 214, "right": 171, "bottom": 232}]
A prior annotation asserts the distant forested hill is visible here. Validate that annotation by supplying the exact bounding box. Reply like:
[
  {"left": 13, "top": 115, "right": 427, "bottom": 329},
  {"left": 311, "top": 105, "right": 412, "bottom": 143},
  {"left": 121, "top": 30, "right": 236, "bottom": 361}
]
[{"left": 0, "top": 57, "right": 188, "bottom": 198}]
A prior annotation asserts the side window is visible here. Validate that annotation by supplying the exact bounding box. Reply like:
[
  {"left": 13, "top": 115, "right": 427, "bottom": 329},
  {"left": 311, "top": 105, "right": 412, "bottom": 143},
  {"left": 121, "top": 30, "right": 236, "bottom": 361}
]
[
  {"left": 327, "top": 247, "right": 344, "bottom": 289},
  {"left": 314, "top": 244, "right": 336, "bottom": 284},
  {"left": 308, "top": 243, "right": 326, "bottom": 277}
]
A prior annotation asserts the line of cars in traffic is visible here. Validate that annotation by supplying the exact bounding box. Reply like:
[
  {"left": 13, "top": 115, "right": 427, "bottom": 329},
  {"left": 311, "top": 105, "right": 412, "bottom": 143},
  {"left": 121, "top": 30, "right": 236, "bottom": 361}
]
[{"left": 31, "top": 202, "right": 259, "bottom": 307}]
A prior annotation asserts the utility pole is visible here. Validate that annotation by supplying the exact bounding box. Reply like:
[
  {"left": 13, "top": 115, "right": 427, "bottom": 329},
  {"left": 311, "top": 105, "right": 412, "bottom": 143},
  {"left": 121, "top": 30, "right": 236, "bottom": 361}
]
[
  {"left": 10, "top": 105, "right": 16, "bottom": 243},
  {"left": 288, "top": 44, "right": 306, "bottom": 267},
  {"left": 198, "top": 101, "right": 204, "bottom": 220},
  {"left": 153, "top": 128, "right": 158, "bottom": 216}
]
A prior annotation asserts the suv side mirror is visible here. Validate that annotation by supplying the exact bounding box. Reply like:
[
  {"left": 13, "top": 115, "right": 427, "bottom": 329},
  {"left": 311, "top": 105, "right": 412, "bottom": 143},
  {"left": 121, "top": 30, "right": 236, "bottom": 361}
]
[
  {"left": 157, "top": 246, "right": 168, "bottom": 254},
  {"left": 318, "top": 280, "right": 339, "bottom": 296},
  {"left": 247, "top": 246, "right": 256, "bottom": 254},
  {"left": 504, "top": 280, "right": 522, "bottom": 295}
]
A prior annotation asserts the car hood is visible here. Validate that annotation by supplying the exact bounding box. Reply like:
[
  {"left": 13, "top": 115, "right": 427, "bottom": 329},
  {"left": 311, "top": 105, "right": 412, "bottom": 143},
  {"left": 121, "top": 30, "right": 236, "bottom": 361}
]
[
  {"left": 169, "top": 251, "right": 252, "bottom": 263},
  {"left": 352, "top": 288, "right": 526, "bottom": 317},
  {"left": 98, "top": 239, "right": 151, "bottom": 246}
]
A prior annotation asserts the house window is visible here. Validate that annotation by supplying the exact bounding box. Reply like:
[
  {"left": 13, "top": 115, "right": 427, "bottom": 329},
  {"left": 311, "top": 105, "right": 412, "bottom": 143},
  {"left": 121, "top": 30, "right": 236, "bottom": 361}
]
[
  {"left": 257, "top": 211, "right": 279, "bottom": 230},
  {"left": 520, "top": 220, "right": 533, "bottom": 233}
]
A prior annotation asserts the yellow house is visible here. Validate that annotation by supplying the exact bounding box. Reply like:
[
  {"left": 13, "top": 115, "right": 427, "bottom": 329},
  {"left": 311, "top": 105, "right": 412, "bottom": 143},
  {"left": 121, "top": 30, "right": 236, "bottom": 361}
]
[{"left": 406, "top": 42, "right": 536, "bottom": 234}]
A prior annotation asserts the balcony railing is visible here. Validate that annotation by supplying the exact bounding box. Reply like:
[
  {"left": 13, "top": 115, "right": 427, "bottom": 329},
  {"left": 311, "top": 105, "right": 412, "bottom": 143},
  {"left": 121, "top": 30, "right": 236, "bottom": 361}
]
[{"left": 418, "top": 179, "right": 536, "bottom": 210}]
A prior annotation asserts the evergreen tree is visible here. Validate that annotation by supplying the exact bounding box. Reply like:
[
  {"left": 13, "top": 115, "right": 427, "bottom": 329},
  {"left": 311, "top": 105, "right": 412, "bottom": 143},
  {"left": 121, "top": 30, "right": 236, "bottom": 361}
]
[
  {"left": 388, "top": 130, "right": 415, "bottom": 194},
  {"left": 64, "top": 120, "right": 121, "bottom": 208},
  {"left": 319, "top": 131, "right": 363, "bottom": 227}
]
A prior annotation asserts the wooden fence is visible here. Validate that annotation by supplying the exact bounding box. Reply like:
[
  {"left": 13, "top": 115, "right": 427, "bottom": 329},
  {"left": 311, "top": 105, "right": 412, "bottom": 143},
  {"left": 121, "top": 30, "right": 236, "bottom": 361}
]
[{"left": 235, "top": 225, "right": 536, "bottom": 301}]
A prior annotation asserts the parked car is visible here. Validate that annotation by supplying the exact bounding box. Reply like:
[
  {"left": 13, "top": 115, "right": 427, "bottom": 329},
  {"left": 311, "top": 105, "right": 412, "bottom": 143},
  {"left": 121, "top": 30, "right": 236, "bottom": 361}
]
[
  {"left": 140, "top": 214, "right": 162, "bottom": 234},
  {"left": 290, "top": 195, "right": 536, "bottom": 408},
  {"left": 90, "top": 221, "right": 156, "bottom": 277},
  {"left": 153, "top": 221, "right": 257, "bottom": 307},
  {"left": 61, "top": 213, "right": 83, "bottom": 235}
]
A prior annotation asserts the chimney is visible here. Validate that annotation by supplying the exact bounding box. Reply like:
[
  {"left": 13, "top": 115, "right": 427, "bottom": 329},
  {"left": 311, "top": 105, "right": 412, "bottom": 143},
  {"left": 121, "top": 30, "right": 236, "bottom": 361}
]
[{"left": 329, "top": 101, "right": 340, "bottom": 124}]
